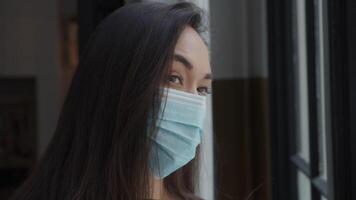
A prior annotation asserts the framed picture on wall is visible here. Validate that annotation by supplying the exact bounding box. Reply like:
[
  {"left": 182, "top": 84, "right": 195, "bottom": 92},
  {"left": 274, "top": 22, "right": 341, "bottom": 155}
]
[{"left": 0, "top": 78, "right": 37, "bottom": 199}]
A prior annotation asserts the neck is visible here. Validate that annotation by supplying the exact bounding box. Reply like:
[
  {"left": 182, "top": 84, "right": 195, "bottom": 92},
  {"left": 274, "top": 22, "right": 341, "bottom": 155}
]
[{"left": 150, "top": 176, "right": 172, "bottom": 200}]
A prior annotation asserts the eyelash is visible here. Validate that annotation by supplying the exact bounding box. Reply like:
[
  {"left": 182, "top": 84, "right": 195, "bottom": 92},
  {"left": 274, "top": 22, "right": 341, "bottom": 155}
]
[
  {"left": 167, "top": 74, "right": 183, "bottom": 85},
  {"left": 167, "top": 74, "right": 211, "bottom": 96},
  {"left": 197, "top": 87, "right": 212, "bottom": 96}
]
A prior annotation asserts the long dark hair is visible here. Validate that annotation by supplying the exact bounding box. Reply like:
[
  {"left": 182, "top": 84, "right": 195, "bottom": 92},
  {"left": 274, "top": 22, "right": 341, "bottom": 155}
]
[{"left": 10, "top": 2, "right": 205, "bottom": 200}]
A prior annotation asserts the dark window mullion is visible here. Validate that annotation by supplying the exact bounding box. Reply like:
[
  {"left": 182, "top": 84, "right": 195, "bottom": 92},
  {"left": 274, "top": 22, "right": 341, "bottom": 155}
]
[
  {"left": 348, "top": 1, "right": 356, "bottom": 199},
  {"left": 327, "top": 0, "right": 353, "bottom": 199},
  {"left": 287, "top": 2, "right": 300, "bottom": 200},
  {"left": 267, "top": 0, "right": 297, "bottom": 199},
  {"left": 305, "top": 0, "right": 322, "bottom": 199}
]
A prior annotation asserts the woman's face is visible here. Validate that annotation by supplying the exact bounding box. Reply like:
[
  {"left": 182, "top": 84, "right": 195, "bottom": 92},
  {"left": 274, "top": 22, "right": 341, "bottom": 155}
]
[{"left": 167, "top": 26, "right": 212, "bottom": 96}]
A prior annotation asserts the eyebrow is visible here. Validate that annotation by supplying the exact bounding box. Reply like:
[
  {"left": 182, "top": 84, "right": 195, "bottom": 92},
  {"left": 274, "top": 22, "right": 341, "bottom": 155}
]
[
  {"left": 174, "top": 54, "right": 193, "bottom": 70},
  {"left": 204, "top": 74, "right": 213, "bottom": 79},
  {"left": 173, "top": 53, "right": 213, "bottom": 80}
]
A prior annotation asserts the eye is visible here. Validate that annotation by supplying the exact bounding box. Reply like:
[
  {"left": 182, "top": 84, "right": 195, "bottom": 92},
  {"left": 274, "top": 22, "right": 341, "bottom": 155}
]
[
  {"left": 197, "top": 87, "right": 212, "bottom": 96},
  {"left": 167, "top": 74, "right": 183, "bottom": 85}
]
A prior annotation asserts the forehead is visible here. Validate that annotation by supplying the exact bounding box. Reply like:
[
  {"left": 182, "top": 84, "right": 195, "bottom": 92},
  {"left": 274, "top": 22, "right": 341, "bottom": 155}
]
[{"left": 174, "top": 26, "right": 211, "bottom": 72}]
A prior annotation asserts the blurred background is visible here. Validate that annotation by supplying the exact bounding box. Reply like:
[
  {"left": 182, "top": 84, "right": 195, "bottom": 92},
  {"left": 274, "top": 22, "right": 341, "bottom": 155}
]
[{"left": 0, "top": 0, "right": 355, "bottom": 199}]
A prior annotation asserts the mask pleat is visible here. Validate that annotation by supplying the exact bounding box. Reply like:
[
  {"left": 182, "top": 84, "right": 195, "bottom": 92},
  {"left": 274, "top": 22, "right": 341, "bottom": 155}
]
[{"left": 148, "top": 88, "right": 207, "bottom": 178}]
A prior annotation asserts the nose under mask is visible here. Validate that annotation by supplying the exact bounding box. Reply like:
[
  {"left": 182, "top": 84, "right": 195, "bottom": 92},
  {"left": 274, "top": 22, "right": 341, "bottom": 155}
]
[{"left": 148, "top": 88, "right": 207, "bottom": 179}]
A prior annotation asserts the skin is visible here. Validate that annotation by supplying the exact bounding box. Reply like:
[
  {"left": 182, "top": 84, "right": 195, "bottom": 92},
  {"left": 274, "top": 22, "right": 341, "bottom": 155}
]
[{"left": 150, "top": 26, "right": 212, "bottom": 199}]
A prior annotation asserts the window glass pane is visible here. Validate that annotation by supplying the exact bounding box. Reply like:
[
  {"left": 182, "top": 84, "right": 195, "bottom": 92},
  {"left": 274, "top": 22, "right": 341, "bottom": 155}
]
[
  {"left": 315, "top": 0, "right": 330, "bottom": 181},
  {"left": 297, "top": 171, "right": 311, "bottom": 200},
  {"left": 293, "top": 0, "right": 310, "bottom": 163}
]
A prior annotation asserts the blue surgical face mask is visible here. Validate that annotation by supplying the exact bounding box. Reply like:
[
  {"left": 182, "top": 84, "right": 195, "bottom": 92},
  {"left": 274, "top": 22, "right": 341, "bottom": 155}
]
[{"left": 148, "top": 88, "right": 207, "bottom": 179}]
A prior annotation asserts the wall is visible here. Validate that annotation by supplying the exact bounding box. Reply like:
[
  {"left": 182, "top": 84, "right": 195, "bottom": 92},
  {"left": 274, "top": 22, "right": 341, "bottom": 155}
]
[
  {"left": 210, "top": 0, "right": 267, "bottom": 79},
  {"left": 209, "top": 0, "right": 249, "bottom": 79},
  {"left": 0, "top": 0, "right": 61, "bottom": 157},
  {"left": 209, "top": 0, "right": 271, "bottom": 199}
]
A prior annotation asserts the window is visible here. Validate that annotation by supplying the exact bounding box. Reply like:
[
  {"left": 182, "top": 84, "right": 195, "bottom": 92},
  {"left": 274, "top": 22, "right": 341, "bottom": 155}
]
[
  {"left": 289, "top": 0, "right": 330, "bottom": 199},
  {"left": 267, "top": 0, "right": 356, "bottom": 199}
]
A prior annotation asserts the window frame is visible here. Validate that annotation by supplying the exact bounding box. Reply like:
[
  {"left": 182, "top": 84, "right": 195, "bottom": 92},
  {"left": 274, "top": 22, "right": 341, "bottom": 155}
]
[{"left": 267, "top": 0, "right": 356, "bottom": 199}]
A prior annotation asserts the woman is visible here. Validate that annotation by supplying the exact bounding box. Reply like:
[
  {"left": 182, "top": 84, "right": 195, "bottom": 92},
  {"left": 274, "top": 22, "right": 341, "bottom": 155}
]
[{"left": 11, "top": 2, "right": 212, "bottom": 200}]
